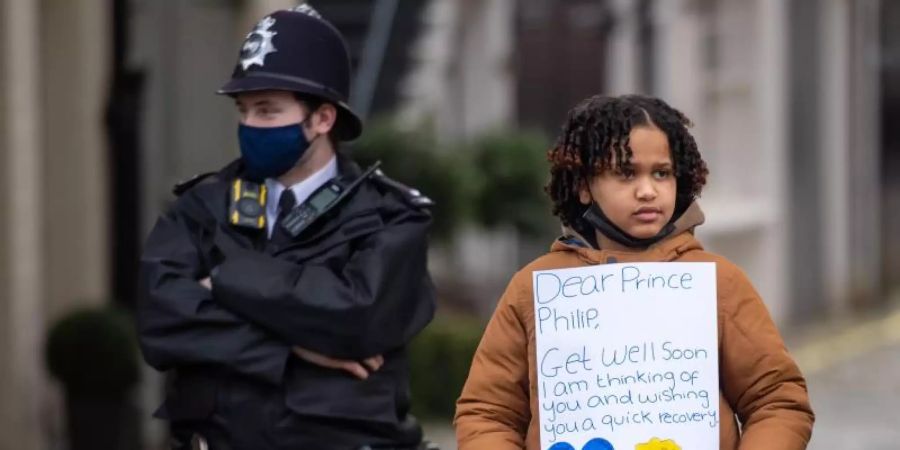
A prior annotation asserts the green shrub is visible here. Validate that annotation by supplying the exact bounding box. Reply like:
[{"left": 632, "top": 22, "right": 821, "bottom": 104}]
[
  {"left": 351, "top": 123, "right": 557, "bottom": 240},
  {"left": 467, "top": 130, "right": 556, "bottom": 238},
  {"left": 349, "top": 123, "right": 475, "bottom": 241},
  {"left": 409, "top": 315, "right": 485, "bottom": 419},
  {"left": 45, "top": 306, "right": 140, "bottom": 397}
]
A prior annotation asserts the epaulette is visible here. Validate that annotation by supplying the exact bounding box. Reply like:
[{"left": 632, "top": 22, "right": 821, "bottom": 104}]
[
  {"left": 172, "top": 171, "right": 217, "bottom": 196},
  {"left": 370, "top": 169, "right": 434, "bottom": 209}
]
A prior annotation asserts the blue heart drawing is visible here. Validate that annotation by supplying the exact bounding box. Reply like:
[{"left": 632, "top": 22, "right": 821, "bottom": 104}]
[
  {"left": 548, "top": 437, "right": 614, "bottom": 450},
  {"left": 582, "top": 438, "right": 615, "bottom": 450},
  {"left": 548, "top": 443, "right": 576, "bottom": 450}
]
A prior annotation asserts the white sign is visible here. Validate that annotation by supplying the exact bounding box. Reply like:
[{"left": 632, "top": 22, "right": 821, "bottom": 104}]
[{"left": 532, "top": 262, "right": 719, "bottom": 450}]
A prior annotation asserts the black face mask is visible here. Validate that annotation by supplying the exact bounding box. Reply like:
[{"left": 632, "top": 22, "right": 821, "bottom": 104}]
[
  {"left": 581, "top": 203, "right": 675, "bottom": 249},
  {"left": 579, "top": 193, "right": 693, "bottom": 249}
]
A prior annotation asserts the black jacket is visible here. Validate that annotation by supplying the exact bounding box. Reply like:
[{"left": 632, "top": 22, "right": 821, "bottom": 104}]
[{"left": 138, "top": 154, "right": 436, "bottom": 449}]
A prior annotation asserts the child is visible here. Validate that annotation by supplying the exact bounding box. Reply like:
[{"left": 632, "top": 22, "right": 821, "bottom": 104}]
[{"left": 454, "top": 95, "right": 814, "bottom": 449}]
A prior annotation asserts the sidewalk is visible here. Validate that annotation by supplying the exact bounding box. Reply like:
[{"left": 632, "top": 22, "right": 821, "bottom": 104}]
[
  {"left": 423, "top": 422, "right": 456, "bottom": 450},
  {"left": 425, "top": 291, "right": 900, "bottom": 450},
  {"left": 788, "top": 292, "right": 900, "bottom": 450}
]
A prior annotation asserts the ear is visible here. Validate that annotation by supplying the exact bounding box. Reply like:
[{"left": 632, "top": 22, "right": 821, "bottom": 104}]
[
  {"left": 577, "top": 180, "right": 592, "bottom": 205},
  {"left": 309, "top": 103, "right": 337, "bottom": 135}
]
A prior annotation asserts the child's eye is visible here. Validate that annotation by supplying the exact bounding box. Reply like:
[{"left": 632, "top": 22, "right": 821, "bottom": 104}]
[
  {"left": 617, "top": 168, "right": 635, "bottom": 179},
  {"left": 653, "top": 169, "right": 672, "bottom": 179}
]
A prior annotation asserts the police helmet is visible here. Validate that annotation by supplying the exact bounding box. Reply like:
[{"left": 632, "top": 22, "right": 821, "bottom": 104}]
[{"left": 218, "top": 4, "right": 363, "bottom": 141}]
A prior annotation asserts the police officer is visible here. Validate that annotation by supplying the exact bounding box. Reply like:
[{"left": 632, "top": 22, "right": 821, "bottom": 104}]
[{"left": 137, "top": 4, "right": 436, "bottom": 449}]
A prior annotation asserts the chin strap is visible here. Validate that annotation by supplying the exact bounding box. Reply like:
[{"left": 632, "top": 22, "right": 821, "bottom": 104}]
[{"left": 581, "top": 202, "right": 675, "bottom": 249}]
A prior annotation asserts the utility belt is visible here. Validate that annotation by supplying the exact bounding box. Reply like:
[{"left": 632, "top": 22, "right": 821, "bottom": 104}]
[
  {"left": 169, "top": 424, "right": 230, "bottom": 450},
  {"left": 170, "top": 432, "right": 225, "bottom": 450}
]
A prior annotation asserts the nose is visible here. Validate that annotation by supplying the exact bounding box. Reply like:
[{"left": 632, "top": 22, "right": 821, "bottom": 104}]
[{"left": 635, "top": 176, "right": 657, "bottom": 201}]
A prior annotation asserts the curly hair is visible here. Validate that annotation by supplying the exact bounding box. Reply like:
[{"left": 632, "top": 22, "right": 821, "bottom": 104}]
[{"left": 546, "top": 94, "right": 708, "bottom": 227}]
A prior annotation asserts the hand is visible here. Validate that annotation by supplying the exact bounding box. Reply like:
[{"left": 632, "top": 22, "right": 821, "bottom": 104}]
[
  {"left": 292, "top": 346, "right": 384, "bottom": 380},
  {"left": 199, "top": 277, "right": 212, "bottom": 290}
]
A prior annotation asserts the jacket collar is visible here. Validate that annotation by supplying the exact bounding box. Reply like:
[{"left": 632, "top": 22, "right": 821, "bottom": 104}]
[
  {"left": 272, "top": 152, "right": 381, "bottom": 251},
  {"left": 553, "top": 201, "right": 706, "bottom": 264},
  {"left": 214, "top": 153, "right": 381, "bottom": 251}
]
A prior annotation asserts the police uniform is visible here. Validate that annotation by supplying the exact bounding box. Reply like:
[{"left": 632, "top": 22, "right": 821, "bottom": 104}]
[{"left": 137, "top": 6, "right": 436, "bottom": 450}]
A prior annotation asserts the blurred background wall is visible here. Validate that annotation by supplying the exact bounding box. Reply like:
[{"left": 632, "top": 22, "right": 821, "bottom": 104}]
[{"left": 0, "top": 0, "right": 897, "bottom": 448}]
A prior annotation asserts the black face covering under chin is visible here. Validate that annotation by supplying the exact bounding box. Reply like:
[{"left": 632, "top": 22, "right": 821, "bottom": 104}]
[{"left": 581, "top": 202, "right": 675, "bottom": 249}]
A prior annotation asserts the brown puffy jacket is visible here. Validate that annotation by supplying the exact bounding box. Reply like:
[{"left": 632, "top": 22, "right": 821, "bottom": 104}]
[{"left": 455, "top": 204, "right": 814, "bottom": 449}]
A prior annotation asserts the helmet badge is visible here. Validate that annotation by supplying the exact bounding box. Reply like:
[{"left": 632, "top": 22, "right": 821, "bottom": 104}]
[
  {"left": 239, "top": 16, "right": 278, "bottom": 71},
  {"left": 289, "top": 4, "right": 323, "bottom": 19}
]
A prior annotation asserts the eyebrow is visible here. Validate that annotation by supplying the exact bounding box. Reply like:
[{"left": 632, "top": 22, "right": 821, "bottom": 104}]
[{"left": 617, "top": 161, "right": 672, "bottom": 173}]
